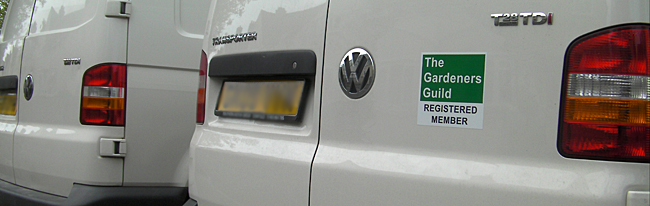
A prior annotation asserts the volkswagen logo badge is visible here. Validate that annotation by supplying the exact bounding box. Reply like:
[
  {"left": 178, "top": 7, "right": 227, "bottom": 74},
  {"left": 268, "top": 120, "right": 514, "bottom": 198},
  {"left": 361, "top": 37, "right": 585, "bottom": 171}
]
[
  {"left": 339, "top": 48, "right": 375, "bottom": 99},
  {"left": 24, "top": 74, "right": 34, "bottom": 101}
]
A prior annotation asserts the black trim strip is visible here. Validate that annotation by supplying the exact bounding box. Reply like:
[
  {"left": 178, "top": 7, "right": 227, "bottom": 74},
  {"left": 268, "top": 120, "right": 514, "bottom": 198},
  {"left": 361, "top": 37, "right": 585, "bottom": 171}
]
[
  {"left": 0, "top": 75, "right": 18, "bottom": 91},
  {"left": 209, "top": 50, "right": 316, "bottom": 77},
  {"left": 64, "top": 184, "right": 188, "bottom": 206},
  {"left": 0, "top": 179, "right": 65, "bottom": 206},
  {"left": 0, "top": 180, "right": 189, "bottom": 206}
]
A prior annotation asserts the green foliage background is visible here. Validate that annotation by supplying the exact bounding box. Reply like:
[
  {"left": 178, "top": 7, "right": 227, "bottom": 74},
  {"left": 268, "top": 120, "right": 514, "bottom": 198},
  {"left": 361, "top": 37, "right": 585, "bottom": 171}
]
[{"left": 0, "top": 0, "right": 8, "bottom": 29}]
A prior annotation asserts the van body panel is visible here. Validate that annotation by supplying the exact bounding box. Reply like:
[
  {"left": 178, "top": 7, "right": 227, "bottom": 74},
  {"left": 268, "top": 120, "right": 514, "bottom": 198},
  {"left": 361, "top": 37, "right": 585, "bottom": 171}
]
[
  {"left": 0, "top": 0, "right": 210, "bottom": 202},
  {"left": 0, "top": 46, "right": 20, "bottom": 184},
  {"left": 192, "top": 0, "right": 650, "bottom": 205},
  {"left": 0, "top": 0, "right": 36, "bottom": 185},
  {"left": 312, "top": 0, "right": 649, "bottom": 205},
  {"left": 12, "top": 0, "right": 128, "bottom": 196},
  {"left": 122, "top": 0, "right": 208, "bottom": 186},
  {"left": 126, "top": 0, "right": 206, "bottom": 69},
  {"left": 1, "top": 0, "right": 35, "bottom": 41},
  {"left": 0, "top": 41, "right": 25, "bottom": 184},
  {"left": 189, "top": 0, "right": 328, "bottom": 205},
  {"left": 0, "top": 95, "right": 17, "bottom": 183},
  {"left": 29, "top": 0, "right": 99, "bottom": 35}
]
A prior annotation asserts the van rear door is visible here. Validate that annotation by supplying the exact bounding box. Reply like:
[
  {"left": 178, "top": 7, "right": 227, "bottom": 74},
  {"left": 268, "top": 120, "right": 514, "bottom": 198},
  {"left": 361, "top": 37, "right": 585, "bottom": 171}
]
[
  {"left": 0, "top": 0, "right": 35, "bottom": 184},
  {"left": 312, "top": 1, "right": 649, "bottom": 205},
  {"left": 13, "top": 0, "right": 128, "bottom": 196},
  {"left": 189, "top": 1, "right": 329, "bottom": 205},
  {"left": 122, "top": 0, "right": 208, "bottom": 186}
]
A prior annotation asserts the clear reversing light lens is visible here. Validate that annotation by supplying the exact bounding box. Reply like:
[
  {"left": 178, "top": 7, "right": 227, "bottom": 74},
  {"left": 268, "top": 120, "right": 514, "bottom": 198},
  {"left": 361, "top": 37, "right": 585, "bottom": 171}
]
[
  {"left": 559, "top": 24, "right": 650, "bottom": 163},
  {"left": 568, "top": 74, "right": 649, "bottom": 99}
]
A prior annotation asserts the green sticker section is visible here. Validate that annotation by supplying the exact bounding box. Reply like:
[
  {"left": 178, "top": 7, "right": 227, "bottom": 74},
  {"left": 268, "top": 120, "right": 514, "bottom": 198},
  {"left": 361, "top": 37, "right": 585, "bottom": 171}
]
[{"left": 420, "top": 54, "right": 485, "bottom": 103}]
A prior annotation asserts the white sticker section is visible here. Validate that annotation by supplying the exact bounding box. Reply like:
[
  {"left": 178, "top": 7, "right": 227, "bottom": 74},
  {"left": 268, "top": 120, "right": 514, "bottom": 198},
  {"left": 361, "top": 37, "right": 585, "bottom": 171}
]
[{"left": 417, "top": 102, "right": 484, "bottom": 129}]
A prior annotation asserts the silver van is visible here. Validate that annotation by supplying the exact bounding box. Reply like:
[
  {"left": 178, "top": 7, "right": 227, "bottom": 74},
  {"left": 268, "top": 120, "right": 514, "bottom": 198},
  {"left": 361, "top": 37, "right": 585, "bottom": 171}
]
[
  {"left": 0, "top": 0, "right": 209, "bottom": 205},
  {"left": 190, "top": 0, "right": 649, "bottom": 205}
]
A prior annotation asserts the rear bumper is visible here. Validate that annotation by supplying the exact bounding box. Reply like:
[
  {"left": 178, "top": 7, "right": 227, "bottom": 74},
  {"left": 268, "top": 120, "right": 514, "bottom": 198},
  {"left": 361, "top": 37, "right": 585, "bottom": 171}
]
[{"left": 0, "top": 180, "right": 188, "bottom": 206}]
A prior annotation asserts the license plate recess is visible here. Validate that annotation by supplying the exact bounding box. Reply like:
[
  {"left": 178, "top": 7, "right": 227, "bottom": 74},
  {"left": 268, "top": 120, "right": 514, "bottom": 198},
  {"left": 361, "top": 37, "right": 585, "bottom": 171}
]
[{"left": 215, "top": 80, "right": 307, "bottom": 121}]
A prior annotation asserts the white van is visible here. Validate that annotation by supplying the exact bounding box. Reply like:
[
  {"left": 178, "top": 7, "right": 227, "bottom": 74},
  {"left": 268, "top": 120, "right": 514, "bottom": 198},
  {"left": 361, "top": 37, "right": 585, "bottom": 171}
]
[
  {"left": 0, "top": 0, "right": 209, "bottom": 205},
  {"left": 190, "top": 0, "right": 649, "bottom": 205}
]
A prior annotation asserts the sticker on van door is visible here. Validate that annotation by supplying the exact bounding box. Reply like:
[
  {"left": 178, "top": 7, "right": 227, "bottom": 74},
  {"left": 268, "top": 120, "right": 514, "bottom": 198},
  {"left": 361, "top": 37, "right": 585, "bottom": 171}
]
[{"left": 417, "top": 53, "right": 485, "bottom": 129}]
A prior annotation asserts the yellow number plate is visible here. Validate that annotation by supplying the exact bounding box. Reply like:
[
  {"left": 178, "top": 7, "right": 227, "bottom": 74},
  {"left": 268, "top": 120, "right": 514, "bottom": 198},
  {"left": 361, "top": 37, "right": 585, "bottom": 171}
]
[{"left": 216, "top": 80, "right": 306, "bottom": 120}]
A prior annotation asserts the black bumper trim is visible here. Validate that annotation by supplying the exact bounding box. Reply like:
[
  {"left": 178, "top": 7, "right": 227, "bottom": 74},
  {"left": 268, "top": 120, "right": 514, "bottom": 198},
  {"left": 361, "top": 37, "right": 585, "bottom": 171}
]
[
  {"left": 0, "top": 179, "right": 65, "bottom": 206},
  {"left": 0, "top": 180, "right": 188, "bottom": 206}
]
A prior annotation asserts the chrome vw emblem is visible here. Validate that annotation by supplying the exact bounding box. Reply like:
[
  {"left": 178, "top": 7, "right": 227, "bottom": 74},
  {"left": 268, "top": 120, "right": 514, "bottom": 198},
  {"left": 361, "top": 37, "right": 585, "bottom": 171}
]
[
  {"left": 24, "top": 74, "right": 34, "bottom": 101},
  {"left": 339, "top": 48, "right": 375, "bottom": 99}
]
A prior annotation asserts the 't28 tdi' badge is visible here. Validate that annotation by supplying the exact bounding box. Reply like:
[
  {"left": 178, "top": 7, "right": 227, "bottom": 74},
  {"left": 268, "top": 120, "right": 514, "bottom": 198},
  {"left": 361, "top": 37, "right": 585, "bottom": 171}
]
[{"left": 491, "top": 12, "right": 553, "bottom": 26}]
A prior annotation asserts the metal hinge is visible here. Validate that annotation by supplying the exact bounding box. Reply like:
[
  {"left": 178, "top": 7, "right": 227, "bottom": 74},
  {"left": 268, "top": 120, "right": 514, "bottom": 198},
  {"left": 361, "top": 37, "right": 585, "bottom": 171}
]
[
  {"left": 99, "top": 138, "right": 127, "bottom": 157},
  {"left": 105, "top": 0, "right": 131, "bottom": 18}
]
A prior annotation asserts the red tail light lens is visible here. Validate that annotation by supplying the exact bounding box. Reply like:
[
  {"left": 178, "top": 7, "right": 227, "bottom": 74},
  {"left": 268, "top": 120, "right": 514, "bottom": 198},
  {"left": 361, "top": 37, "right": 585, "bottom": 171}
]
[
  {"left": 80, "top": 64, "right": 126, "bottom": 126},
  {"left": 559, "top": 24, "right": 650, "bottom": 163},
  {"left": 197, "top": 51, "right": 207, "bottom": 124}
]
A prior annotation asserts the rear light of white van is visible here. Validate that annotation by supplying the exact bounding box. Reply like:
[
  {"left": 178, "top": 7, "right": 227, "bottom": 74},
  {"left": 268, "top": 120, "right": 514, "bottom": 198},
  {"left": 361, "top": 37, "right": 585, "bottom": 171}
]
[
  {"left": 80, "top": 64, "right": 126, "bottom": 126},
  {"left": 0, "top": 76, "right": 18, "bottom": 115},
  {"left": 197, "top": 51, "right": 207, "bottom": 124},
  {"left": 559, "top": 24, "right": 649, "bottom": 163}
]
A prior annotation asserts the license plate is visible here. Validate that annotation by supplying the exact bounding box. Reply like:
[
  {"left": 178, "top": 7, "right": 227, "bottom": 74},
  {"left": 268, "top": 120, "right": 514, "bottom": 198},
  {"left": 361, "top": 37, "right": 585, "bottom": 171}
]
[{"left": 215, "top": 80, "right": 306, "bottom": 121}]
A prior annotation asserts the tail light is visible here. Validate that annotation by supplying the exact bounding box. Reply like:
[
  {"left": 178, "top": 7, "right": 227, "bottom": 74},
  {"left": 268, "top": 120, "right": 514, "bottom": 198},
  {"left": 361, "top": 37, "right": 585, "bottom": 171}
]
[
  {"left": 197, "top": 51, "right": 207, "bottom": 124},
  {"left": 0, "top": 76, "right": 18, "bottom": 115},
  {"left": 559, "top": 24, "right": 649, "bottom": 163},
  {"left": 80, "top": 64, "right": 126, "bottom": 126}
]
